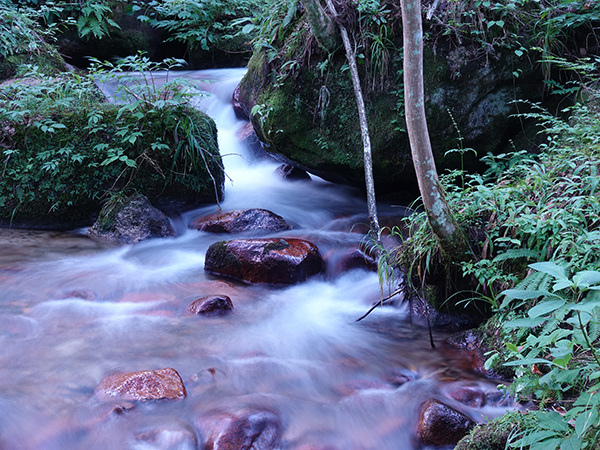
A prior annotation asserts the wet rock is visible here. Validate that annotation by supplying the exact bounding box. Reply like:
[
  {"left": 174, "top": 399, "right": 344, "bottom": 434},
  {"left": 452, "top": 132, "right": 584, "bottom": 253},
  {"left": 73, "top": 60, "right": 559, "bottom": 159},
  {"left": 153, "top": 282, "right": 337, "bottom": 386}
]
[
  {"left": 187, "top": 295, "right": 233, "bottom": 315},
  {"left": 444, "top": 329, "right": 513, "bottom": 381},
  {"left": 275, "top": 164, "right": 311, "bottom": 181},
  {"left": 95, "top": 367, "right": 186, "bottom": 402},
  {"left": 335, "top": 248, "right": 377, "bottom": 274},
  {"left": 88, "top": 194, "right": 174, "bottom": 244},
  {"left": 190, "top": 209, "right": 290, "bottom": 234},
  {"left": 383, "top": 368, "right": 419, "bottom": 387},
  {"left": 136, "top": 423, "right": 198, "bottom": 450},
  {"left": 198, "top": 409, "right": 282, "bottom": 450},
  {"left": 60, "top": 289, "right": 98, "bottom": 301},
  {"left": 416, "top": 398, "right": 476, "bottom": 447},
  {"left": 233, "top": 85, "right": 249, "bottom": 120},
  {"left": 449, "top": 386, "right": 486, "bottom": 408},
  {"left": 237, "top": 122, "right": 271, "bottom": 160},
  {"left": 204, "top": 238, "right": 325, "bottom": 284}
]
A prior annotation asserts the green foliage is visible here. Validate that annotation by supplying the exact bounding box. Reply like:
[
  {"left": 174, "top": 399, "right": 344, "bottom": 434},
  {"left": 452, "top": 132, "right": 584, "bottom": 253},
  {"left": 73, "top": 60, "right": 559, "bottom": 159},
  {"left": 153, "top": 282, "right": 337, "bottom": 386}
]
[
  {"left": 498, "top": 262, "right": 600, "bottom": 449},
  {"left": 134, "top": 0, "right": 259, "bottom": 52},
  {"left": 0, "top": 56, "right": 223, "bottom": 225},
  {"left": 0, "top": 3, "right": 53, "bottom": 59},
  {"left": 77, "top": 0, "right": 120, "bottom": 40}
]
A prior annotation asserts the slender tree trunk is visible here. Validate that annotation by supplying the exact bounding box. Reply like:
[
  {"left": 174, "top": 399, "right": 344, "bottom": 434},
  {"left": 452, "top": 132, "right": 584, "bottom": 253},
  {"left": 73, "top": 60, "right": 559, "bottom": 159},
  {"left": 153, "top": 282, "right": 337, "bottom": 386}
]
[
  {"left": 400, "top": 0, "right": 469, "bottom": 258},
  {"left": 324, "top": 0, "right": 381, "bottom": 241},
  {"left": 302, "top": 0, "right": 340, "bottom": 52}
]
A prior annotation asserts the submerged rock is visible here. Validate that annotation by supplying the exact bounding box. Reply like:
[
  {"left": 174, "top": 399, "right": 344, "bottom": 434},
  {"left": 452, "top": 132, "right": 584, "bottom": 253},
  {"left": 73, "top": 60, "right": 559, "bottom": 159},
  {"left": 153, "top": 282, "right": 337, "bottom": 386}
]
[
  {"left": 135, "top": 423, "right": 198, "bottom": 450},
  {"left": 449, "top": 386, "right": 486, "bottom": 408},
  {"left": 416, "top": 398, "right": 476, "bottom": 447},
  {"left": 204, "top": 238, "right": 325, "bottom": 284},
  {"left": 88, "top": 194, "right": 174, "bottom": 244},
  {"left": 198, "top": 409, "right": 282, "bottom": 450},
  {"left": 187, "top": 295, "right": 233, "bottom": 315},
  {"left": 191, "top": 209, "right": 290, "bottom": 234},
  {"left": 95, "top": 367, "right": 186, "bottom": 402},
  {"left": 275, "top": 164, "right": 311, "bottom": 181}
]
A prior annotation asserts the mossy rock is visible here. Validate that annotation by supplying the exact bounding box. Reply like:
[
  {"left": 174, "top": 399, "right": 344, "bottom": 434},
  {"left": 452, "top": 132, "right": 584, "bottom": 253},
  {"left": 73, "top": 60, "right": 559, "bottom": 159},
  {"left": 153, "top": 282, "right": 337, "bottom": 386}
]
[
  {"left": 237, "top": 17, "right": 544, "bottom": 194},
  {"left": 0, "top": 101, "right": 222, "bottom": 229},
  {"left": 455, "top": 411, "right": 535, "bottom": 450},
  {"left": 0, "top": 42, "right": 67, "bottom": 81}
]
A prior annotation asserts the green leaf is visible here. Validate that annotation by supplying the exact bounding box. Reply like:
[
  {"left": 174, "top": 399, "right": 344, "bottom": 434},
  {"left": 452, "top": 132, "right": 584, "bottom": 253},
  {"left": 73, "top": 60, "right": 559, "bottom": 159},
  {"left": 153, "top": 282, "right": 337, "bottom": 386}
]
[
  {"left": 574, "top": 408, "right": 598, "bottom": 437},
  {"left": 506, "top": 342, "right": 519, "bottom": 352},
  {"left": 559, "top": 435, "right": 583, "bottom": 450},
  {"left": 528, "top": 299, "right": 566, "bottom": 318},
  {"left": 504, "top": 357, "right": 550, "bottom": 366},
  {"left": 536, "top": 411, "right": 570, "bottom": 432},
  {"left": 502, "top": 289, "right": 552, "bottom": 300},
  {"left": 530, "top": 262, "right": 569, "bottom": 281},
  {"left": 573, "top": 271, "right": 600, "bottom": 289},
  {"left": 504, "top": 317, "right": 546, "bottom": 328}
]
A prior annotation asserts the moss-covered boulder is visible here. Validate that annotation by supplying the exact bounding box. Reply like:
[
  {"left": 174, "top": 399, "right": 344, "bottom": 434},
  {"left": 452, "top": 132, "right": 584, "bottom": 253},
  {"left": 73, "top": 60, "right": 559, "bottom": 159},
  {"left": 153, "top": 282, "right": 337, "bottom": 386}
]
[
  {"left": 0, "top": 74, "right": 223, "bottom": 229},
  {"left": 237, "top": 13, "right": 543, "bottom": 194}
]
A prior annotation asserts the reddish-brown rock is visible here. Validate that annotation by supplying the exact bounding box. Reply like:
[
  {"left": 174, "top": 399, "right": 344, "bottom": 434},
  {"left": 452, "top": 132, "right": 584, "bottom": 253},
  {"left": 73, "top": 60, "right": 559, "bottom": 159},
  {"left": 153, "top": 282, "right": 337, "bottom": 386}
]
[
  {"left": 198, "top": 409, "right": 282, "bottom": 450},
  {"left": 95, "top": 368, "right": 186, "bottom": 402},
  {"left": 449, "top": 386, "right": 486, "bottom": 408},
  {"left": 187, "top": 295, "right": 233, "bottom": 315},
  {"left": 190, "top": 209, "right": 290, "bottom": 234},
  {"left": 335, "top": 248, "right": 377, "bottom": 274},
  {"left": 204, "top": 238, "right": 325, "bottom": 284},
  {"left": 416, "top": 398, "right": 475, "bottom": 447}
]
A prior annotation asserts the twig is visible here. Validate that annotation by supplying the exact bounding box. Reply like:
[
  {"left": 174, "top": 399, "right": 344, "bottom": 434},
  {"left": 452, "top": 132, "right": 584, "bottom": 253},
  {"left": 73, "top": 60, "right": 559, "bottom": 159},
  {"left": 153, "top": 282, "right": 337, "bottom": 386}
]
[{"left": 355, "top": 287, "right": 404, "bottom": 322}]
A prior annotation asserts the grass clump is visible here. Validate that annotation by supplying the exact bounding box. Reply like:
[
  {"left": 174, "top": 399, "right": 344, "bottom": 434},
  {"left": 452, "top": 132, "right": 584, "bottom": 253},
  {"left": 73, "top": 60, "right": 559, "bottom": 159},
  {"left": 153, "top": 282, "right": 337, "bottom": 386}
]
[{"left": 0, "top": 56, "right": 223, "bottom": 228}]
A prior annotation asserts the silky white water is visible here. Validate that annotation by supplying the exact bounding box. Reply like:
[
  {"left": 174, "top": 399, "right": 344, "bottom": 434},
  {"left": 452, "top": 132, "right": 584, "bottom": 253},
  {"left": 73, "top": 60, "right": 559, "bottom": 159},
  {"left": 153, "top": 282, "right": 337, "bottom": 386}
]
[{"left": 0, "top": 69, "right": 511, "bottom": 450}]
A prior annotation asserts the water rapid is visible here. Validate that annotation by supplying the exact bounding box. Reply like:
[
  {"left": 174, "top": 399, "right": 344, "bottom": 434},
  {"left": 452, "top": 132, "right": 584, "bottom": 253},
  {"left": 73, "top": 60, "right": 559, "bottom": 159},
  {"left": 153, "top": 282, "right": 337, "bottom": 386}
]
[{"left": 0, "top": 69, "right": 511, "bottom": 450}]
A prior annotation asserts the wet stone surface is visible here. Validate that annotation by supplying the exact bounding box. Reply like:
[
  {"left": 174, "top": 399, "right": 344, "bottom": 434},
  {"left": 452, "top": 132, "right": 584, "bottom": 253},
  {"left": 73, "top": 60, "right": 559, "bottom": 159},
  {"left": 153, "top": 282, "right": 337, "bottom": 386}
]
[{"left": 95, "top": 368, "right": 187, "bottom": 402}]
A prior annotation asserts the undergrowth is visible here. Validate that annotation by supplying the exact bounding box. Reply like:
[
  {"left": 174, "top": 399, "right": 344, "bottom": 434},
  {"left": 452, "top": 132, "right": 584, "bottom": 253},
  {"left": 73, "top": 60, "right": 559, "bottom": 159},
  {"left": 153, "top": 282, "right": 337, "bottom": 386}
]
[
  {"left": 381, "top": 57, "right": 600, "bottom": 449},
  {"left": 0, "top": 56, "right": 223, "bottom": 226}
]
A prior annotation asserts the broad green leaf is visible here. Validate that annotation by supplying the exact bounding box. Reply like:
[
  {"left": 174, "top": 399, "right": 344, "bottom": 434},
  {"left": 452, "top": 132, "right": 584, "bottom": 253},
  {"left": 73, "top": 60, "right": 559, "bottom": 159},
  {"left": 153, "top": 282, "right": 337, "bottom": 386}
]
[
  {"left": 530, "top": 262, "right": 569, "bottom": 281},
  {"left": 560, "top": 435, "right": 584, "bottom": 450},
  {"left": 504, "top": 357, "right": 550, "bottom": 366},
  {"left": 573, "top": 271, "right": 600, "bottom": 289},
  {"left": 504, "top": 317, "right": 546, "bottom": 329},
  {"left": 553, "top": 280, "right": 574, "bottom": 291},
  {"left": 501, "top": 289, "right": 551, "bottom": 300},
  {"left": 536, "top": 411, "right": 570, "bottom": 432},
  {"left": 528, "top": 299, "right": 566, "bottom": 318},
  {"left": 506, "top": 342, "right": 519, "bottom": 352},
  {"left": 574, "top": 408, "right": 598, "bottom": 437}
]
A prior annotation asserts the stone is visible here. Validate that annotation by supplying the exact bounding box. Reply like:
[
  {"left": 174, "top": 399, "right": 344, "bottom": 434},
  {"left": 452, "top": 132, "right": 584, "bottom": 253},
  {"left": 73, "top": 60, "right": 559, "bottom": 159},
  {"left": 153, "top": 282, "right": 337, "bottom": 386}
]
[
  {"left": 198, "top": 409, "right": 282, "bottom": 450},
  {"left": 190, "top": 209, "right": 290, "bottom": 234},
  {"left": 136, "top": 423, "right": 198, "bottom": 450},
  {"left": 187, "top": 295, "right": 233, "bottom": 315},
  {"left": 95, "top": 368, "right": 186, "bottom": 402},
  {"left": 383, "top": 368, "right": 419, "bottom": 387},
  {"left": 335, "top": 248, "right": 377, "bottom": 273},
  {"left": 204, "top": 238, "right": 325, "bottom": 284},
  {"left": 449, "top": 386, "right": 486, "bottom": 408},
  {"left": 233, "top": 85, "right": 249, "bottom": 120},
  {"left": 88, "top": 194, "right": 175, "bottom": 244},
  {"left": 275, "top": 164, "right": 311, "bottom": 181},
  {"left": 416, "top": 398, "right": 476, "bottom": 447},
  {"left": 237, "top": 122, "right": 271, "bottom": 160}
]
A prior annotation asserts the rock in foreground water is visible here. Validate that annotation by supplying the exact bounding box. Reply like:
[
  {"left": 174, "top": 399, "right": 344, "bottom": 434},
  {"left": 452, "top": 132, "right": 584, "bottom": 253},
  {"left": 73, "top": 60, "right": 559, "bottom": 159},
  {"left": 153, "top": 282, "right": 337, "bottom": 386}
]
[
  {"left": 204, "top": 238, "right": 324, "bottom": 284},
  {"left": 191, "top": 209, "right": 290, "bottom": 234},
  {"left": 88, "top": 194, "right": 174, "bottom": 244},
  {"left": 198, "top": 409, "right": 282, "bottom": 450},
  {"left": 416, "top": 398, "right": 475, "bottom": 447},
  {"left": 187, "top": 295, "right": 233, "bottom": 315},
  {"left": 96, "top": 368, "right": 186, "bottom": 402}
]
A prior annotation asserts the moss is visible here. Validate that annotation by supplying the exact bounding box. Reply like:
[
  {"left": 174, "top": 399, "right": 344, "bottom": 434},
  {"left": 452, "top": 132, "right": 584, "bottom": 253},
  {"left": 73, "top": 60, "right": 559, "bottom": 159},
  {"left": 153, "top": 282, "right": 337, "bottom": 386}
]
[
  {"left": 262, "top": 239, "right": 290, "bottom": 254},
  {"left": 0, "top": 101, "right": 222, "bottom": 228},
  {"left": 455, "top": 411, "right": 535, "bottom": 450},
  {"left": 0, "top": 42, "right": 67, "bottom": 81},
  {"left": 205, "top": 241, "right": 242, "bottom": 273}
]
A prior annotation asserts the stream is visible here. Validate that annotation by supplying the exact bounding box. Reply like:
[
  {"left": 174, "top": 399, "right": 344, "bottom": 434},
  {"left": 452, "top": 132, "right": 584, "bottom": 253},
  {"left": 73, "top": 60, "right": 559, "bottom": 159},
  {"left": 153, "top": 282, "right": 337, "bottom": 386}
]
[{"left": 0, "top": 68, "right": 512, "bottom": 450}]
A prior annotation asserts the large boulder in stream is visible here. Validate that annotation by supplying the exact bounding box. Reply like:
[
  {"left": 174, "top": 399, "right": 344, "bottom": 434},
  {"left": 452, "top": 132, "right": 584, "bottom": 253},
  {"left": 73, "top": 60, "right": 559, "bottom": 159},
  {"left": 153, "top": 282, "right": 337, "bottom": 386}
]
[
  {"left": 236, "top": 7, "right": 546, "bottom": 194},
  {"left": 196, "top": 409, "right": 282, "bottom": 450},
  {"left": 191, "top": 209, "right": 290, "bottom": 234},
  {"left": 88, "top": 194, "right": 175, "bottom": 244},
  {"left": 416, "top": 398, "right": 476, "bottom": 447},
  {"left": 95, "top": 367, "right": 187, "bottom": 402},
  {"left": 204, "top": 238, "right": 325, "bottom": 284}
]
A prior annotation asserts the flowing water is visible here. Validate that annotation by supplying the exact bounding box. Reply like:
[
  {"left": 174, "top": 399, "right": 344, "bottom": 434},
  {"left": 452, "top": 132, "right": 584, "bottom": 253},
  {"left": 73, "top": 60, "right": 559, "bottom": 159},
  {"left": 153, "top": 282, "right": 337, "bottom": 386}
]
[{"left": 0, "top": 69, "right": 512, "bottom": 450}]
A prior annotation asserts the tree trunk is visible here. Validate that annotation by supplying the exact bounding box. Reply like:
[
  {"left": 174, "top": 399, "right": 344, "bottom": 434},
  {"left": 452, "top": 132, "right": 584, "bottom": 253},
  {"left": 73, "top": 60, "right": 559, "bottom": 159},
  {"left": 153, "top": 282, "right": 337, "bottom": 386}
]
[
  {"left": 400, "top": 0, "right": 469, "bottom": 258},
  {"left": 323, "top": 0, "right": 381, "bottom": 241}
]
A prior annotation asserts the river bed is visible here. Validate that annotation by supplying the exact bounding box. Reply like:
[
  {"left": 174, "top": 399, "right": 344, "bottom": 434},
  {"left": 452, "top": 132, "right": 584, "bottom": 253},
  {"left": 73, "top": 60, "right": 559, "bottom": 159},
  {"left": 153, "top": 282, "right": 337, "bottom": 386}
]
[{"left": 0, "top": 68, "right": 512, "bottom": 449}]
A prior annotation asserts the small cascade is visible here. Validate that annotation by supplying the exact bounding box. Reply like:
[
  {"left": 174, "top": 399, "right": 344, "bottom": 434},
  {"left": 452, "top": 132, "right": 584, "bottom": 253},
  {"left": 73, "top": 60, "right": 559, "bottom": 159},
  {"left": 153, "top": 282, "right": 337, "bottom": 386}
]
[{"left": 0, "top": 69, "right": 514, "bottom": 450}]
